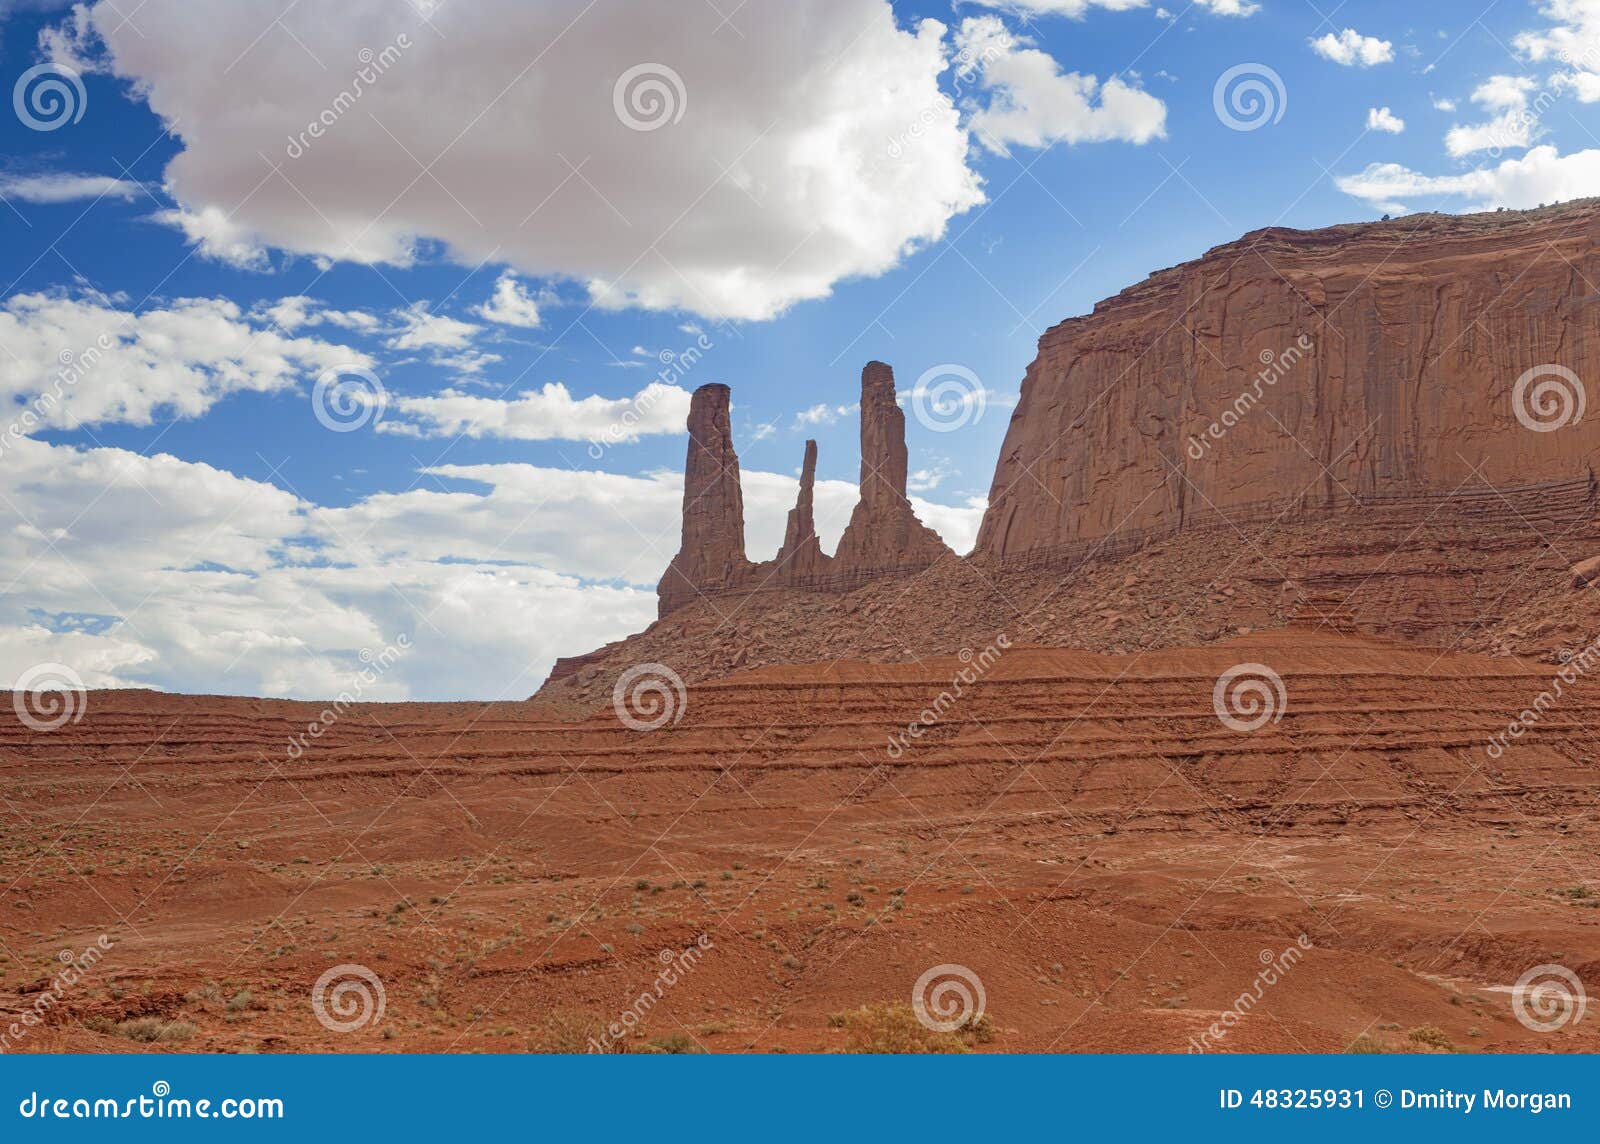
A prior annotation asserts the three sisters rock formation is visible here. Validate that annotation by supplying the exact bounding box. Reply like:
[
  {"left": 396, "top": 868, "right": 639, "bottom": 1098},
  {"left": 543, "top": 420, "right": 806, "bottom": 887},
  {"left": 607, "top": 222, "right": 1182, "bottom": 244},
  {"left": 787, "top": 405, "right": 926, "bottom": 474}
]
[{"left": 658, "top": 362, "right": 952, "bottom": 616}]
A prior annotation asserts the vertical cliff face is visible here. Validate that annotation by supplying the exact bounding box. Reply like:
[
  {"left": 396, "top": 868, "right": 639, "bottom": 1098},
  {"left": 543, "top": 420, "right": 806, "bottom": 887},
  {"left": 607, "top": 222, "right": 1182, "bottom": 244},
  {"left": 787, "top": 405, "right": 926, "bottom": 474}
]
[
  {"left": 977, "top": 203, "right": 1600, "bottom": 561},
  {"left": 658, "top": 383, "right": 752, "bottom": 615},
  {"left": 658, "top": 364, "right": 952, "bottom": 616},
  {"left": 833, "top": 362, "right": 953, "bottom": 573}
]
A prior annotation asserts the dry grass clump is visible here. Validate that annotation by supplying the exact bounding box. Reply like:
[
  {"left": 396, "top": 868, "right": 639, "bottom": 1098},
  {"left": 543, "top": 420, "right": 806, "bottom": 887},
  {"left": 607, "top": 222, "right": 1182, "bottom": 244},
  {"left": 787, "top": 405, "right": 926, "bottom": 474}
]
[
  {"left": 85, "top": 1015, "right": 196, "bottom": 1043},
  {"left": 527, "top": 1009, "right": 626, "bottom": 1054},
  {"left": 827, "top": 1002, "right": 994, "bottom": 1053}
]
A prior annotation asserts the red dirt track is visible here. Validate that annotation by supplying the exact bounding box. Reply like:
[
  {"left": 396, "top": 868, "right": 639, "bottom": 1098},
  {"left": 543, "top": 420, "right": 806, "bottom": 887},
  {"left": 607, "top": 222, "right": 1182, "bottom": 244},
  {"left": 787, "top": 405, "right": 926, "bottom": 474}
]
[{"left": 3, "top": 628, "right": 1598, "bottom": 1053}]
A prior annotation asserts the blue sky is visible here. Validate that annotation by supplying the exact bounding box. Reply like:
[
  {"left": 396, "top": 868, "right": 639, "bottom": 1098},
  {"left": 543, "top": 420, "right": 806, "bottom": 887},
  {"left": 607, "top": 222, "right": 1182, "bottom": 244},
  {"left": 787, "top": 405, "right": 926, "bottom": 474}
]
[{"left": 1, "top": 0, "right": 1597, "bottom": 700}]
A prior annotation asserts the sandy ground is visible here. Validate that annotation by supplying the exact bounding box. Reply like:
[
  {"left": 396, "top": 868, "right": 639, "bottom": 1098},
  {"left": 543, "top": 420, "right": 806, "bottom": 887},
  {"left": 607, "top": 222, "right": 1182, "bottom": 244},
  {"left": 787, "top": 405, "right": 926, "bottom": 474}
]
[{"left": 2, "top": 628, "right": 1597, "bottom": 1053}]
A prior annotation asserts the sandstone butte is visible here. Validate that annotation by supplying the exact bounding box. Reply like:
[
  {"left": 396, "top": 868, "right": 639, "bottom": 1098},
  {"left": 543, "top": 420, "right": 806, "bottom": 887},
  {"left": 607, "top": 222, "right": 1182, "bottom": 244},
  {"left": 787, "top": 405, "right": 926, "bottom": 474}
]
[
  {"left": 657, "top": 361, "right": 953, "bottom": 616},
  {"left": 542, "top": 201, "right": 1600, "bottom": 703}
]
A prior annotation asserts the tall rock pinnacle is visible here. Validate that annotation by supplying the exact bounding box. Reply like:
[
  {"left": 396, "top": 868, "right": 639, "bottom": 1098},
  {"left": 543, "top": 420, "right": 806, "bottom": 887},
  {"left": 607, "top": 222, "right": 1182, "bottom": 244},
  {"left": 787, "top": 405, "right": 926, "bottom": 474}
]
[
  {"left": 773, "top": 439, "right": 828, "bottom": 581},
  {"left": 833, "top": 362, "right": 953, "bottom": 574},
  {"left": 658, "top": 383, "right": 751, "bottom": 615}
]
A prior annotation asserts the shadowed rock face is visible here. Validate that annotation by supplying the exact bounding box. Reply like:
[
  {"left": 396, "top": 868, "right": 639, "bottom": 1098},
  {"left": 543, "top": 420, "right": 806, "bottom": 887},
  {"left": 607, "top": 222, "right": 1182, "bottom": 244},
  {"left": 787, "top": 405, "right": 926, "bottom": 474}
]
[
  {"left": 977, "top": 201, "right": 1600, "bottom": 561},
  {"left": 657, "top": 364, "right": 953, "bottom": 616},
  {"left": 776, "top": 439, "right": 828, "bottom": 581},
  {"left": 832, "top": 362, "right": 952, "bottom": 574},
  {"left": 658, "top": 384, "right": 752, "bottom": 615}
]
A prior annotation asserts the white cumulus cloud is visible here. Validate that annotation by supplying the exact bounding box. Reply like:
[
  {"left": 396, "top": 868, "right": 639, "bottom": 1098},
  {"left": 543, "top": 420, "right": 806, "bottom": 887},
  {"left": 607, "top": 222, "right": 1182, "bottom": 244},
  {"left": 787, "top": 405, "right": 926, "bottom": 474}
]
[
  {"left": 476, "top": 271, "right": 543, "bottom": 329},
  {"left": 1336, "top": 145, "right": 1600, "bottom": 213},
  {"left": 1309, "top": 28, "right": 1394, "bottom": 67},
  {"left": 1366, "top": 106, "right": 1405, "bottom": 133},
  {"left": 67, "top": 0, "right": 990, "bottom": 322},
  {"left": 956, "top": 16, "right": 1166, "bottom": 154}
]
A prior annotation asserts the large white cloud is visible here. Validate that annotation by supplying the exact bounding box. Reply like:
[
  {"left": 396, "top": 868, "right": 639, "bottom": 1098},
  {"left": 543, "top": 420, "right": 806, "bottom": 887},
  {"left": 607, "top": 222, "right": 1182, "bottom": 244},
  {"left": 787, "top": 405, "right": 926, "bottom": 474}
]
[
  {"left": 1336, "top": 145, "right": 1600, "bottom": 213},
  {"left": 379, "top": 381, "right": 693, "bottom": 444},
  {"left": 0, "top": 290, "right": 371, "bottom": 438},
  {"left": 956, "top": 16, "right": 1165, "bottom": 153},
  {"left": 67, "top": 0, "right": 988, "bottom": 321},
  {"left": 967, "top": 0, "right": 1257, "bottom": 15},
  {"left": 1516, "top": 0, "right": 1600, "bottom": 99},
  {"left": 0, "top": 437, "right": 984, "bottom": 701}
]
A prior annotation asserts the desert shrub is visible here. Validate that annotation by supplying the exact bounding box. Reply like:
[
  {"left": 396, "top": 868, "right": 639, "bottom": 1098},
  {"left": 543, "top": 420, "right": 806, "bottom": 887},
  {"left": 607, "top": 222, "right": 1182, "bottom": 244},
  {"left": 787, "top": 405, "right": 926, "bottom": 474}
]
[
  {"left": 1407, "top": 1026, "right": 1456, "bottom": 1051},
  {"left": 86, "top": 1016, "right": 195, "bottom": 1043},
  {"left": 637, "top": 1031, "right": 703, "bottom": 1054},
  {"left": 828, "top": 1002, "right": 992, "bottom": 1054},
  {"left": 527, "top": 1009, "right": 625, "bottom": 1054},
  {"left": 1345, "top": 1034, "right": 1389, "bottom": 1054}
]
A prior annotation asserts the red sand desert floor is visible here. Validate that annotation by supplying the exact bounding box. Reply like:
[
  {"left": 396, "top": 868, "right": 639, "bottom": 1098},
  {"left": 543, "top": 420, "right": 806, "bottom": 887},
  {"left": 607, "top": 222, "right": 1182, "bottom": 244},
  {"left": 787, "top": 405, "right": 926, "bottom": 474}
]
[{"left": 2, "top": 629, "right": 1597, "bottom": 1053}]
